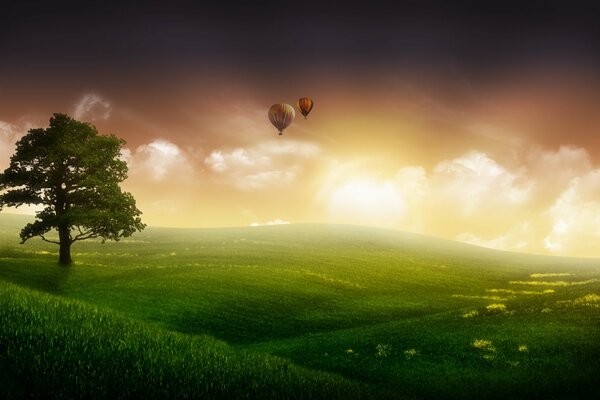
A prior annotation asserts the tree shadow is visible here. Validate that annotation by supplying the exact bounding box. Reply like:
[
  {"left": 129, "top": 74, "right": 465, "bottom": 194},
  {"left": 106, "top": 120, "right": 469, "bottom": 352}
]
[{"left": 0, "top": 251, "right": 73, "bottom": 294}]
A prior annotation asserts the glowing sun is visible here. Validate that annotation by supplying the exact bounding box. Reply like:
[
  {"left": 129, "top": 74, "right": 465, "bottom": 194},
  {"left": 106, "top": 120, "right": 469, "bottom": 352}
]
[{"left": 328, "top": 179, "right": 405, "bottom": 227}]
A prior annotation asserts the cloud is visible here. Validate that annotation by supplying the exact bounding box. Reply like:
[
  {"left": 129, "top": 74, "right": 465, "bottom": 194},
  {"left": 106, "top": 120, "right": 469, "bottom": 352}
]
[
  {"left": 204, "top": 139, "right": 320, "bottom": 190},
  {"left": 205, "top": 148, "right": 269, "bottom": 173},
  {"left": 526, "top": 145, "right": 592, "bottom": 202},
  {"left": 456, "top": 223, "right": 532, "bottom": 252},
  {"left": 442, "top": 147, "right": 600, "bottom": 256},
  {"left": 250, "top": 219, "right": 290, "bottom": 227},
  {"left": 315, "top": 144, "right": 600, "bottom": 256},
  {"left": 129, "top": 139, "right": 191, "bottom": 181},
  {"left": 543, "top": 169, "right": 600, "bottom": 255},
  {"left": 73, "top": 94, "right": 112, "bottom": 121},
  {"left": 119, "top": 147, "right": 133, "bottom": 165},
  {"left": 0, "top": 121, "right": 44, "bottom": 215},
  {"left": 0, "top": 121, "right": 22, "bottom": 169},
  {"left": 431, "top": 151, "right": 531, "bottom": 217}
]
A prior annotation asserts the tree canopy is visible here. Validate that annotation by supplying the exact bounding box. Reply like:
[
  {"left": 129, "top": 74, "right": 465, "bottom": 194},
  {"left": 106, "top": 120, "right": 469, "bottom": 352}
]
[{"left": 0, "top": 113, "right": 145, "bottom": 264}]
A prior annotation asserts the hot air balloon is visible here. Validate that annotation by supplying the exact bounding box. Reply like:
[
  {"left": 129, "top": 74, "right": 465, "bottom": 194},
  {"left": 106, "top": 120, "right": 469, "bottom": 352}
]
[
  {"left": 268, "top": 103, "right": 295, "bottom": 135},
  {"left": 297, "top": 97, "right": 314, "bottom": 119}
]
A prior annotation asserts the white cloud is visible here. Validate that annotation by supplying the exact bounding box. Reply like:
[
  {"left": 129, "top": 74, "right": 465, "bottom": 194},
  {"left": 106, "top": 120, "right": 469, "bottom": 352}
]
[
  {"left": 73, "top": 94, "right": 112, "bottom": 121},
  {"left": 205, "top": 148, "right": 269, "bottom": 173},
  {"left": 204, "top": 139, "right": 320, "bottom": 190},
  {"left": 442, "top": 147, "right": 600, "bottom": 255},
  {"left": 250, "top": 219, "right": 290, "bottom": 227},
  {"left": 132, "top": 139, "right": 190, "bottom": 181},
  {"left": 119, "top": 147, "right": 133, "bottom": 166},
  {"left": 204, "top": 151, "right": 227, "bottom": 172},
  {"left": 431, "top": 151, "right": 531, "bottom": 216},
  {"left": 543, "top": 169, "right": 600, "bottom": 254}
]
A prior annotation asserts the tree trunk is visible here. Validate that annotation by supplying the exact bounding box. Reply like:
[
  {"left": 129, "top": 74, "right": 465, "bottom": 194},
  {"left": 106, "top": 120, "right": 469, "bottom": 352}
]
[{"left": 58, "top": 225, "right": 72, "bottom": 265}]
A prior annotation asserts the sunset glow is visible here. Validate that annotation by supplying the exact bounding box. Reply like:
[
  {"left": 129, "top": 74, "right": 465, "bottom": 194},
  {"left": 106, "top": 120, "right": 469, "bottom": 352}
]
[{"left": 2, "top": 3, "right": 600, "bottom": 257}]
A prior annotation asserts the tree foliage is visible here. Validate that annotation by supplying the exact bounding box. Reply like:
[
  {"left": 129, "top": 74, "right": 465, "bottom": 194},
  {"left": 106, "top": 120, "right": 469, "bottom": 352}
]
[{"left": 0, "top": 113, "right": 145, "bottom": 264}]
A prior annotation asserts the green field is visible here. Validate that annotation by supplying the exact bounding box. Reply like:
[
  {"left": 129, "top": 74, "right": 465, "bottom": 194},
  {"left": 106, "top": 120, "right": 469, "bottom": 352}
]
[{"left": 1, "top": 213, "right": 599, "bottom": 399}]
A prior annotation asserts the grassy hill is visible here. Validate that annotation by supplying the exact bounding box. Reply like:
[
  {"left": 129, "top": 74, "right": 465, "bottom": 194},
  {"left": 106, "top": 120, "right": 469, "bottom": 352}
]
[{"left": 1, "top": 213, "right": 599, "bottom": 399}]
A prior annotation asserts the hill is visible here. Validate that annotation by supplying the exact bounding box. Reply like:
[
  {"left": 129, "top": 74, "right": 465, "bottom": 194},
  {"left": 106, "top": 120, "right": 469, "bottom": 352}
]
[{"left": 1, "top": 213, "right": 599, "bottom": 399}]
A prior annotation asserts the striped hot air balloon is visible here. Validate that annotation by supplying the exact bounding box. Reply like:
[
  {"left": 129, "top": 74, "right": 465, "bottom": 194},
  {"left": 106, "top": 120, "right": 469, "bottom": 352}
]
[
  {"left": 268, "top": 103, "right": 295, "bottom": 135},
  {"left": 297, "top": 97, "right": 314, "bottom": 119}
]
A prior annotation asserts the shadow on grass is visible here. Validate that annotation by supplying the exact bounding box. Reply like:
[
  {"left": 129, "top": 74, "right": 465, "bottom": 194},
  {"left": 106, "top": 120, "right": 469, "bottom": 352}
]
[{"left": 0, "top": 250, "right": 72, "bottom": 293}]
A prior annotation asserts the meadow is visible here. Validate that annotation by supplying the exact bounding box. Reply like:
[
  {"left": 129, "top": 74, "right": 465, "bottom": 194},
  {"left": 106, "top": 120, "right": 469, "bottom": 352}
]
[{"left": 1, "top": 213, "right": 599, "bottom": 399}]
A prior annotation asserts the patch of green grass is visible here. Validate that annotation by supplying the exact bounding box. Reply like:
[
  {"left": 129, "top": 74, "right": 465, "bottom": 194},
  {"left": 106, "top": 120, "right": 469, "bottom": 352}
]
[
  {"left": 1, "top": 214, "right": 600, "bottom": 399},
  {"left": 0, "top": 281, "right": 372, "bottom": 399}
]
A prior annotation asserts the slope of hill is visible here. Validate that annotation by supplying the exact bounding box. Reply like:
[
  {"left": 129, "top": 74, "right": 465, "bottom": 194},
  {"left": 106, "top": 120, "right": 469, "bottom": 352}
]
[
  {"left": 1, "top": 213, "right": 599, "bottom": 399},
  {"left": 0, "top": 281, "right": 372, "bottom": 399}
]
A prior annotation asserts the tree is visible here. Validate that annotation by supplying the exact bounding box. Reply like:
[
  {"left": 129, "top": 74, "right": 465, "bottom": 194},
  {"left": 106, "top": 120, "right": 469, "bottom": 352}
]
[{"left": 0, "top": 113, "right": 145, "bottom": 265}]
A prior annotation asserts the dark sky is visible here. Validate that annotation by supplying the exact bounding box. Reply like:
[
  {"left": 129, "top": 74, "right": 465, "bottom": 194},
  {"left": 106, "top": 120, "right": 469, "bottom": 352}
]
[{"left": 2, "top": 0, "right": 599, "bottom": 83}]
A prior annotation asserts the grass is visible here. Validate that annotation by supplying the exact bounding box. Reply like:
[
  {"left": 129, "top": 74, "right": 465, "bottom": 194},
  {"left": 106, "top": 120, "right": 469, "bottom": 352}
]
[
  {"left": 0, "top": 281, "right": 370, "bottom": 399},
  {"left": 1, "top": 213, "right": 600, "bottom": 399}
]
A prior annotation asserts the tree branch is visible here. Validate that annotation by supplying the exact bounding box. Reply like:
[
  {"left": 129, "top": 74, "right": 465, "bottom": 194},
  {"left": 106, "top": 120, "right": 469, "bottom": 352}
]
[
  {"left": 40, "top": 234, "right": 60, "bottom": 245},
  {"left": 71, "top": 228, "right": 100, "bottom": 242},
  {"left": 72, "top": 233, "right": 99, "bottom": 242}
]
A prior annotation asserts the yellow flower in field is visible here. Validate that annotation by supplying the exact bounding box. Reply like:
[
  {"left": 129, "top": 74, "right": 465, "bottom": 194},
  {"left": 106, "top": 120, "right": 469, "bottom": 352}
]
[
  {"left": 404, "top": 349, "right": 418, "bottom": 359},
  {"left": 541, "top": 308, "right": 552, "bottom": 313},
  {"left": 573, "top": 293, "right": 600, "bottom": 306},
  {"left": 462, "top": 310, "right": 479, "bottom": 318},
  {"left": 486, "top": 303, "right": 507, "bottom": 313},
  {"left": 518, "top": 345, "right": 528, "bottom": 353},
  {"left": 375, "top": 344, "right": 391, "bottom": 358},
  {"left": 345, "top": 348, "right": 353, "bottom": 354},
  {"left": 472, "top": 339, "right": 496, "bottom": 352}
]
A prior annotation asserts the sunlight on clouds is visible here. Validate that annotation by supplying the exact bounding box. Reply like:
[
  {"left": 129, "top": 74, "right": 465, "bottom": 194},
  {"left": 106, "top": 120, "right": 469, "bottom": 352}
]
[
  {"left": 432, "top": 151, "right": 531, "bottom": 216},
  {"left": 133, "top": 139, "right": 189, "bottom": 181},
  {"left": 544, "top": 169, "right": 600, "bottom": 254},
  {"left": 526, "top": 145, "right": 593, "bottom": 202},
  {"left": 328, "top": 178, "right": 405, "bottom": 228},
  {"left": 6, "top": 97, "right": 600, "bottom": 256},
  {"left": 316, "top": 145, "right": 600, "bottom": 256},
  {"left": 205, "top": 148, "right": 269, "bottom": 172},
  {"left": 119, "top": 148, "right": 133, "bottom": 166},
  {"left": 0, "top": 121, "right": 44, "bottom": 215},
  {"left": 204, "top": 140, "right": 320, "bottom": 190}
]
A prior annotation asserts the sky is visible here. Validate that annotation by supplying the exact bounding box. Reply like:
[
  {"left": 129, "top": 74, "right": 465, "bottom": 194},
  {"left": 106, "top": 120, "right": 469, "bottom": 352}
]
[{"left": 2, "top": 1, "right": 600, "bottom": 256}]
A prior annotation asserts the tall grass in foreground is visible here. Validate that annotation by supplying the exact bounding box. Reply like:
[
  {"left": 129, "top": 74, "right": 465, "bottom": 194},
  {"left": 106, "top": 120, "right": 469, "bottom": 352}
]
[{"left": 0, "top": 282, "right": 373, "bottom": 399}]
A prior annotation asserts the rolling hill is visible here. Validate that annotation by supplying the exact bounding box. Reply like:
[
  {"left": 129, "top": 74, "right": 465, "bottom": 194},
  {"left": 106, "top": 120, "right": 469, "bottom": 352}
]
[{"left": 1, "top": 213, "right": 599, "bottom": 399}]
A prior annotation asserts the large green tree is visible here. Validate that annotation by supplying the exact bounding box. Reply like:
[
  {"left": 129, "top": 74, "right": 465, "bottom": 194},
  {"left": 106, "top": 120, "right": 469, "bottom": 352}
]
[{"left": 0, "top": 113, "right": 145, "bottom": 265}]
